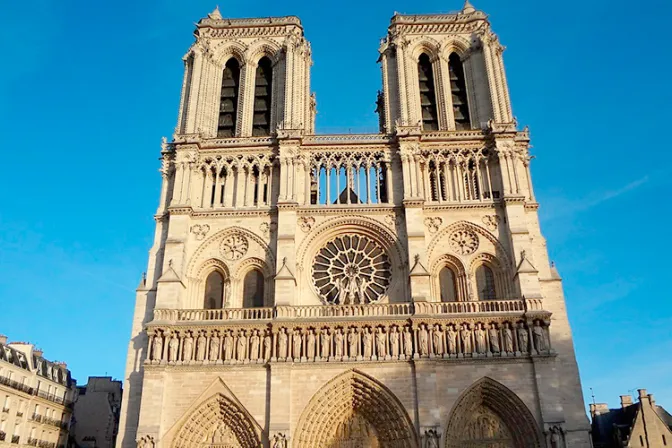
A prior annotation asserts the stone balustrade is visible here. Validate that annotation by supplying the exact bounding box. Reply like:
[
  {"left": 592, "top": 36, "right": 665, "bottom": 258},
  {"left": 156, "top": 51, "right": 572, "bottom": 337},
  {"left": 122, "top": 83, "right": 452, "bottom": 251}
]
[{"left": 146, "top": 300, "right": 552, "bottom": 367}]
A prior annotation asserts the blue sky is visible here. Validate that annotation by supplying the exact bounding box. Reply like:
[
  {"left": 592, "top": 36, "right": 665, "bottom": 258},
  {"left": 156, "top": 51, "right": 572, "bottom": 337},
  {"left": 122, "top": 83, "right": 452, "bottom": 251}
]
[{"left": 1, "top": 0, "right": 671, "bottom": 411}]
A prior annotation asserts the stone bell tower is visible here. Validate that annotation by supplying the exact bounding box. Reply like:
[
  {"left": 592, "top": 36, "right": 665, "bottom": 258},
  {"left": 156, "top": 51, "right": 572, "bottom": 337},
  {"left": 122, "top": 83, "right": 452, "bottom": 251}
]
[{"left": 117, "top": 3, "right": 592, "bottom": 448}]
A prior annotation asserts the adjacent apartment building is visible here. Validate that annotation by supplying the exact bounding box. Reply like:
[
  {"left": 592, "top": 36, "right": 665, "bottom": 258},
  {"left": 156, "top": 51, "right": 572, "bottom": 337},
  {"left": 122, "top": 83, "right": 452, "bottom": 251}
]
[
  {"left": 0, "top": 335, "right": 77, "bottom": 448},
  {"left": 71, "top": 377, "right": 122, "bottom": 448}
]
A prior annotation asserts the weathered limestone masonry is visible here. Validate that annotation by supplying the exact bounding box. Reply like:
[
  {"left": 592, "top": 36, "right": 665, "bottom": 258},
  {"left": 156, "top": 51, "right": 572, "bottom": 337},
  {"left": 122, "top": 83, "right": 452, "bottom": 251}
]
[{"left": 117, "top": 3, "right": 592, "bottom": 447}]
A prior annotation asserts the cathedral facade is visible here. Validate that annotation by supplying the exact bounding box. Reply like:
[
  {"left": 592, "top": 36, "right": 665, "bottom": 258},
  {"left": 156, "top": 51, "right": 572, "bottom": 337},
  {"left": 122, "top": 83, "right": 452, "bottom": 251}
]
[{"left": 117, "top": 3, "right": 591, "bottom": 447}]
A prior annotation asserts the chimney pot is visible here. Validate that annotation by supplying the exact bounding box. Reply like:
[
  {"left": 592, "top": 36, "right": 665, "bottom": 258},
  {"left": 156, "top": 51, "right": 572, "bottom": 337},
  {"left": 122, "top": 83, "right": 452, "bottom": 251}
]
[
  {"left": 620, "top": 395, "right": 633, "bottom": 408},
  {"left": 648, "top": 394, "right": 655, "bottom": 406},
  {"left": 638, "top": 389, "right": 648, "bottom": 399},
  {"left": 0, "top": 335, "right": 6, "bottom": 345}
]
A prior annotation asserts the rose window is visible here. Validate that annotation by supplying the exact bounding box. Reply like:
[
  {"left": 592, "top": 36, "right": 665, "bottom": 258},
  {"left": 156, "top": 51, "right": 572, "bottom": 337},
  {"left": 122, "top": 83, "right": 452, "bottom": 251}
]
[{"left": 312, "top": 235, "right": 391, "bottom": 305}]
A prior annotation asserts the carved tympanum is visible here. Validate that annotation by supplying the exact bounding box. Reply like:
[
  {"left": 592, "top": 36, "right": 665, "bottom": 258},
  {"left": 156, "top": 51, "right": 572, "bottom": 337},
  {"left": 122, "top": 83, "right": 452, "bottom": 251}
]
[{"left": 449, "top": 229, "right": 479, "bottom": 255}]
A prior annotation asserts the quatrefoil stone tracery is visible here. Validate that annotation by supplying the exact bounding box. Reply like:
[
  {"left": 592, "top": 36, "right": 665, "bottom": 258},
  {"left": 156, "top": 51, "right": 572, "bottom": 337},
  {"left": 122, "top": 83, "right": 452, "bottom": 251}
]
[
  {"left": 449, "top": 229, "right": 479, "bottom": 255},
  {"left": 220, "top": 234, "right": 249, "bottom": 260},
  {"left": 312, "top": 235, "right": 391, "bottom": 305}
]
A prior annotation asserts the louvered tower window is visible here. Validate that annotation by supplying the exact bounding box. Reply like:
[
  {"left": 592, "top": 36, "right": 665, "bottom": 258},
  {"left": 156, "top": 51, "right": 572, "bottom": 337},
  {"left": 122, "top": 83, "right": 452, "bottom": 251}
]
[
  {"left": 217, "top": 58, "right": 241, "bottom": 138},
  {"left": 448, "top": 53, "right": 471, "bottom": 130},
  {"left": 417, "top": 53, "right": 439, "bottom": 131},
  {"left": 253, "top": 57, "right": 273, "bottom": 136}
]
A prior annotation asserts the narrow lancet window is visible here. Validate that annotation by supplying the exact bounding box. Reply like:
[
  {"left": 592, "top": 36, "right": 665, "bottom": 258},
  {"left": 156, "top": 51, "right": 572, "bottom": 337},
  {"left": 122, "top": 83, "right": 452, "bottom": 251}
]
[
  {"left": 417, "top": 53, "right": 439, "bottom": 131},
  {"left": 253, "top": 57, "right": 273, "bottom": 136},
  {"left": 218, "top": 58, "right": 241, "bottom": 137},
  {"left": 448, "top": 53, "right": 471, "bottom": 130},
  {"left": 476, "top": 265, "right": 496, "bottom": 300},
  {"left": 439, "top": 267, "right": 458, "bottom": 302},
  {"left": 204, "top": 271, "right": 225, "bottom": 309},
  {"left": 243, "top": 269, "right": 265, "bottom": 308}
]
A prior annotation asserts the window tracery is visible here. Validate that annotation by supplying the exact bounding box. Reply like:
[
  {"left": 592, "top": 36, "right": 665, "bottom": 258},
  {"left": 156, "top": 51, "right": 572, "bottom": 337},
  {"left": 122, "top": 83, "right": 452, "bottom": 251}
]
[
  {"left": 418, "top": 53, "right": 439, "bottom": 131},
  {"left": 242, "top": 269, "right": 265, "bottom": 308},
  {"left": 252, "top": 57, "right": 273, "bottom": 136},
  {"left": 218, "top": 58, "right": 241, "bottom": 138},
  {"left": 312, "top": 235, "right": 391, "bottom": 305},
  {"left": 476, "top": 265, "right": 496, "bottom": 300},
  {"left": 448, "top": 52, "right": 471, "bottom": 130}
]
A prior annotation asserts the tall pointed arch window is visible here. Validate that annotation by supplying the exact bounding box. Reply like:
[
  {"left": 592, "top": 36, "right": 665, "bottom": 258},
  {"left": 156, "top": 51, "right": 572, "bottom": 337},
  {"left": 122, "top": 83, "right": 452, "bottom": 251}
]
[
  {"left": 475, "top": 265, "right": 496, "bottom": 300},
  {"left": 204, "top": 271, "right": 225, "bottom": 309},
  {"left": 242, "top": 269, "right": 265, "bottom": 308},
  {"left": 417, "top": 53, "right": 439, "bottom": 131},
  {"left": 439, "top": 267, "right": 458, "bottom": 302},
  {"left": 448, "top": 53, "right": 471, "bottom": 130},
  {"left": 253, "top": 57, "right": 273, "bottom": 136},
  {"left": 217, "top": 58, "right": 241, "bottom": 137}
]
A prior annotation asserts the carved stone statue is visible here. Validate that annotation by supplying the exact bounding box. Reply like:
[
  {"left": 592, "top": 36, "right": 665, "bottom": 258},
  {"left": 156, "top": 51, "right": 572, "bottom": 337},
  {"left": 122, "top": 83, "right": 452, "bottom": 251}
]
[
  {"left": 209, "top": 331, "right": 220, "bottom": 361},
  {"left": 321, "top": 330, "right": 331, "bottom": 358},
  {"left": 488, "top": 324, "right": 500, "bottom": 353},
  {"left": 335, "top": 329, "right": 344, "bottom": 358},
  {"left": 278, "top": 328, "right": 288, "bottom": 358},
  {"left": 182, "top": 332, "right": 193, "bottom": 361},
  {"left": 390, "top": 326, "right": 400, "bottom": 357},
  {"left": 432, "top": 325, "right": 443, "bottom": 355},
  {"left": 376, "top": 328, "right": 386, "bottom": 358},
  {"left": 475, "top": 324, "right": 487, "bottom": 354},
  {"left": 424, "top": 429, "right": 440, "bottom": 448},
  {"left": 533, "top": 321, "right": 547, "bottom": 352},
  {"left": 137, "top": 435, "right": 155, "bottom": 448},
  {"left": 168, "top": 333, "right": 179, "bottom": 362},
  {"left": 549, "top": 426, "right": 565, "bottom": 448},
  {"left": 518, "top": 322, "right": 529, "bottom": 352},
  {"left": 263, "top": 331, "right": 272, "bottom": 360},
  {"left": 237, "top": 330, "right": 247, "bottom": 361},
  {"left": 446, "top": 325, "right": 457, "bottom": 355},
  {"left": 403, "top": 327, "right": 413, "bottom": 357},
  {"left": 307, "top": 329, "right": 316, "bottom": 359},
  {"left": 224, "top": 331, "right": 234, "bottom": 360},
  {"left": 461, "top": 324, "right": 472, "bottom": 354},
  {"left": 196, "top": 332, "right": 207, "bottom": 361},
  {"left": 362, "top": 328, "right": 373, "bottom": 358},
  {"left": 503, "top": 322, "right": 514, "bottom": 353},
  {"left": 152, "top": 331, "right": 163, "bottom": 361},
  {"left": 271, "top": 433, "right": 287, "bottom": 448},
  {"left": 293, "top": 329, "right": 302, "bottom": 359},
  {"left": 250, "top": 330, "right": 260, "bottom": 361},
  {"left": 418, "top": 324, "right": 429, "bottom": 356},
  {"left": 348, "top": 328, "right": 359, "bottom": 358}
]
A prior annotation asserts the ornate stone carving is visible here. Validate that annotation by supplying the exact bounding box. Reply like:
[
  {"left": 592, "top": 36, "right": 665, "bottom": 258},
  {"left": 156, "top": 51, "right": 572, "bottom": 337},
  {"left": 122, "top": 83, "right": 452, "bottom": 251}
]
[
  {"left": 220, "top": 233, "right": 249, "bottom": 260},
  {"left": 298, "top": 216, "right": 315, "bottom": 233},
  {"left": 271, "top": 433, "right": 287, "bottom": 448},
  {"left": 449, "top": 229, "right": 479, "bottom": 255},
  {"left": 424, "top": 217, "right": 443, "bottom": 234},
  {"left": 136, "top": 435, "right": 155, "bottom": 448},
  {"left": 424, "top": 429, "right": 440, "bottom": 448},
  {"left": 190, "top": 224, "right": 210, "bottom": 240},
  {"left": 482, "top": 214, "right": 500, "bottom": 231},
  {"left": 259, "top": 222, "right": 276, "bottom": 237},
  {"left": 312, "top": 234, "right": 391, "bottom": 304}
]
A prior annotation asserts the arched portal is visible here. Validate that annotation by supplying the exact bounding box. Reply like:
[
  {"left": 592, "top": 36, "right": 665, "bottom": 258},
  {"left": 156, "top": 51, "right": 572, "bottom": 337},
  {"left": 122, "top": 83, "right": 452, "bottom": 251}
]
[
  {"left": 172, "top": 393, "right": 260, "bottom": 448},
  {"left": 294, "top": 370, "right": 418, "bottom": 448},
  {"left": 444, "top": 377, "right": 541, "bottom": 448}
]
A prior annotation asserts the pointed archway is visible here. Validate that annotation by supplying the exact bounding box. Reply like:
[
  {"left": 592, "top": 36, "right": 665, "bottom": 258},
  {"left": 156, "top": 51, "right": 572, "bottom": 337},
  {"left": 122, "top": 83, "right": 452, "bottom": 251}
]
[
  {"left": 444, "top": 377, "right": 542, "bottom": 448},
  {"left": 294, "top": 369, "right": 419, "bottom": 448}
]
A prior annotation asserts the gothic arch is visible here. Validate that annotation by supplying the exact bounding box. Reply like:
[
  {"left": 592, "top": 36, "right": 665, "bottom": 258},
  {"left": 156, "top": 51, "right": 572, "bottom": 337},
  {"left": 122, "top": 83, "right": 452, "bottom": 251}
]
[
  {"left": 427, "top": 220, "right": 511, "bottom": 267},
  {"left": 245, "top": 39, "right": 282, "bottom": 66},
  {"left": 443, "top": 377, "right": 542, "bottom": 448},
  {"left": 294, "top": 369, "right": 419, "bottom": 448},
  {"left": 409, "top": 37, "right": 441, "bottom": 61},
  {"left": 430, "top": 254, "right": 467, "bottom": 302},
  {"left": 438, "top": 36, "right": 472, "bottom": 60},
  {"left": 211, "top": 40, "right": 247, "bottom": 65},
  {"left": 469, "top": 252, "right": 513, "bottom": 299},
  {"left": 171, "top": 393, "right": 261, "bottom": 448}
]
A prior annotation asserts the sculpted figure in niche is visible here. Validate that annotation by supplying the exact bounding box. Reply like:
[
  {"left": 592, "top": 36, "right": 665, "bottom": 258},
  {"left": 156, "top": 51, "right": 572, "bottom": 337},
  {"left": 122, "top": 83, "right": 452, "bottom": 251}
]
[
  {"left": 168, "top": 333, "right": 179, "bottom": 362},
  {"left": 182, "top": 331, "right": 193, "bottom": 361},
  {"left": 292, "top": 329, "right": 302, "bottom": 359},
  {"left": 446, "top": 325, "right": 457, "bottom": 355},
  {"left": 338, "top": 274, "right": 368, "bottom": 305},
  {"left": 475, "top": 324, "right": 487, "bottom": 354},
  {"left": 320, "top": 329, "right": 331, "bottom": 358},
  {"left": 503, "top": 322, "right": 514, "bottom": 353},
  {"left": 271, "top": 433, "right": 287, "bottom": 448},
  {"left": 390, "top": 326, "right": 400, "bottom": 357},
  {"left": 335, "top": 328, "right": 344, "bottom": 358},
  {"left": 263, "top": 330, "right": 272, "bottom": 361},
  {"left": 224, "top": 331, "right": 234, "bottom": 360},
  {"left": 196, "top": 332, "right": 207, "bottom": 361},
  {"left": 418, "top": 324, "right": 429, "bottom": 356},
  {"left": 432, "top": 324, "right": 443, "bottom": 355},
  {"left": 461, "top": 324, "right": 473, "bottom": 354},
  {"left": 278, "top": 328, "right": 288, "bottom": 359},
  {"left": 376, "top": 327, "right": 387, "bottom": 358},
  {"left": 424, "top": 429, "right": 440, "bottom": 448},
  {"left": 533, "top": 320, "right": 547, "bottom": 352},
  {"left": 152, "top": 331, "right": 163, "bottom": 361},
  {"left": 362, "top": 328, "right": 373, "bottom": 358},
  {"left": 237, "top": 330, "right": 247, "bottom": 361},
  {"left": 488, "top": 324, "right": 500, "bottom": 353},
  {"left": 250, "top": 330, "right": 260, "bottom": 361},
  {"left": 403, "top": 327, "right": 413, "bottom": 357},
  {"left": 307, "top": 329, "right": 316, "bottom": 359},
  {"left": 209, "top": 331, "right": 220, "bottom": 361},
  {"left": 518, "top": 322, "right": 529, "bottom": 352},
  {"left": 348, "top": 328, "right": 359, "bottom": 358}
]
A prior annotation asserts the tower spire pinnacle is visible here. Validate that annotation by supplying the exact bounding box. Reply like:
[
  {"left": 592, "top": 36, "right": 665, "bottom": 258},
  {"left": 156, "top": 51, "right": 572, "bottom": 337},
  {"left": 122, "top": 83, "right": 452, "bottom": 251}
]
[
  {"left": 208, "top": 5, "right": 222, "bottom": 20},
  {"left": 462, "top": 0, "right": 476, "bottom": 14}
]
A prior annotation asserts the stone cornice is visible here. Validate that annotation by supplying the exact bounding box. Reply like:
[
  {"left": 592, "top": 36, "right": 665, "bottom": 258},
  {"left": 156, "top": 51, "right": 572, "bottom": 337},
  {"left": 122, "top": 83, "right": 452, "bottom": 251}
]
[
  {"left": 296, "top": 205, "right": 399, "bottom": 215},
  {"left": 423, "top": 202, "right": 499, "bottom": 211}
]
